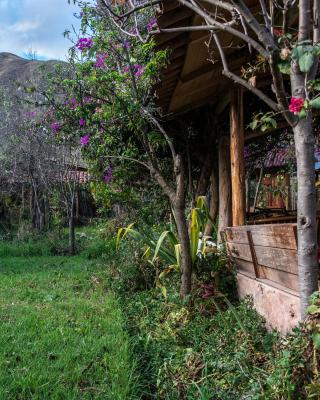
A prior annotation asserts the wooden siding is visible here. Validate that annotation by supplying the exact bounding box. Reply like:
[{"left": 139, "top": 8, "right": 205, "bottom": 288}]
[{"left": 224, "top": 224, "right": 299, "bottom": 292}]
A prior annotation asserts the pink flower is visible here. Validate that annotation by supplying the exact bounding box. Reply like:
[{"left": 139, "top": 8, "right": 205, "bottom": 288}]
[
  {"left": 289, "top": 97, "right": 304, "bottom": 114},
  {"left": 147, "top": 17, "right": 157, "bottom": 32},
  {"left": 273, "top": 28, "right": 284, "bottom": 37},
  {"left": 76, "top": 37, "right": 93, "bottom": 51},
  {"left": 51, "top": 121, "right": 61, "bottom": 133},
  {"left": 80, "top": 134, "right": 90, "bottom": 146},
  {"left": 94, "top": 53, "right": 108, "bottom": 69},
  {"left": 200, "top": 283, "right": 215, "bottom": 299},
  {"left": 134, "top": 64, "right": 144, "bottom": 77},
  {"left": 122, "top": 64, "right": 144, "bottom": 77},
  {"left": 104, "top": 166, "right": 113, "bottom": 184}
]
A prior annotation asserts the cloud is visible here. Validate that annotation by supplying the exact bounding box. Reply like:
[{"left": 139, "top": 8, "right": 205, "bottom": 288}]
[
  {"left": 10, "top": 20, "right": 42, "bottom": 33},
  {"left": 0, "top": 0, "right": 92, "bottom": 60}
]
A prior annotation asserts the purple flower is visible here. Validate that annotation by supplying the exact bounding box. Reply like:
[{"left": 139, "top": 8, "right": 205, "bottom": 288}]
[
  {"left": 79, "top": 118, "right": 85, "bottom": 127},
  {"left": 122, "top": 64, "right": 145, "bottom": 77},
  {"left": 66, "top": 98, "right": 79, "bottom": 109},
  {"left": 25, "top": 111, "right": 37, "bottom": 118},
  {"left": 76, "top": 37, "right": 93, "bottom": 51},
  {"left": 134, "top": 64, "right": 144, "bottom": 77},
  {"left": 51, "top": 121, "right": 61, "bottom": 133},
  {"left": 123, "top": 40, "right": 131, "bottom": 49},
  {"left": 104, "top": 166, "right": 113, "bottom": 184},
  {"left": 147, "top": 17, "right": 157, "bottom": 32},
  {"left": 80, "top": 133, "right": 90, "bottom": 146},
  {"left": 94, "top": 52, "right": 108, "bottom": 69},
  {"left": 84, "top": 96, "right": 92, "bottom": 104}
]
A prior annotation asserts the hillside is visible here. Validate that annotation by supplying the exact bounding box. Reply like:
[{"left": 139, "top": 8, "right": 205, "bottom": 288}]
[{"left": 0, "top": 52, "right": 63, "bottom": 143}]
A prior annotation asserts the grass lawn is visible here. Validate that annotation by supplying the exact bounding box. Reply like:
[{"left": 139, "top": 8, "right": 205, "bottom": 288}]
[{"left": 0, "top": 255, "right": 138, "bottom": 400}]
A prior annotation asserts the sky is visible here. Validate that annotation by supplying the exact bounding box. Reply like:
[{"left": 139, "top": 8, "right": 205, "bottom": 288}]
[{"left": 0, "top": 0, "right": 90, "bottom": 61}]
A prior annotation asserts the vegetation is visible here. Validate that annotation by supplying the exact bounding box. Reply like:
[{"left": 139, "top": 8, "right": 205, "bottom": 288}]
[
  {"left": 0, "top": 237, "right": 138, "bottom": 399},
  {"left": 1, "top": 228, "right": 318, "bottom": 399},
  {"left": 0, "top": 0, "right": 319, "bottom": 398}
]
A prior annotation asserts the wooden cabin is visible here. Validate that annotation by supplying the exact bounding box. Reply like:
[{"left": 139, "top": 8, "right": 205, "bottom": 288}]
[{"left": 155, "top": 1, "right": 319, "bottom": 333}]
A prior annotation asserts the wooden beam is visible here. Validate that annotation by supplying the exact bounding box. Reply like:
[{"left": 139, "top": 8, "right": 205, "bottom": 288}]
[
  {"left": 230, "top": 87, "right": 246, "bottom": 226},
  {"left": 159, "top": 8, "right": 193, "bottom": 28}
]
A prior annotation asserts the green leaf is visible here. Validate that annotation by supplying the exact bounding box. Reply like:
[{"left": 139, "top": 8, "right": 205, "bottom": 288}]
[
  {"left": 292, "top": 45, "right": 306, "bottom": 60},
  {"left": 307, "top": 304, "right": 320, "bottom": 315},
  {"left": 313, "top": 44, "right": 320, "bottom": 56},
  {"left": 249, "top": 119, "right": 258, "bottom": 130},
  {"left": 312, "top": 333, "right": 320, "bottom": 349},
  {"left": 310, "top": 97, "right": 320, "bottom": 109},
  {"left": 298, "top": 108, "right": 307, "bottom": 119},
  {"left": 299, "top": 52, "right": 315, "bottom": 73},
  {"left": 278, "top": 61, "right": 291, "bottom": 75},
  {"left": 161, "top": 285, "right": 167, "bottom": 298}
]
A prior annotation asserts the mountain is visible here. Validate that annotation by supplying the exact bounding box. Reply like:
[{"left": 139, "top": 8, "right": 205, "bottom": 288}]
[
  {"left": 0, "top": 52, "right": 60, "bottom": 85},
  {"left": 0, "top": 52, "right": 63, "bottom": 143}
]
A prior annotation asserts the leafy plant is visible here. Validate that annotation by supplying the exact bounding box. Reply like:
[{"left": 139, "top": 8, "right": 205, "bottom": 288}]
[{"left": 116, "top": 197, "right": 218, "bottom": 295}]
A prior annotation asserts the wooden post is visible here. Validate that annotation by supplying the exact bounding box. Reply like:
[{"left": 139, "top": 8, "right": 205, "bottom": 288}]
[
  {"left": 218, "top": 135, "right": 232, "bottom": 242},
  {"left": 230, "top": 87, "right": 246, "bottom": 226}
]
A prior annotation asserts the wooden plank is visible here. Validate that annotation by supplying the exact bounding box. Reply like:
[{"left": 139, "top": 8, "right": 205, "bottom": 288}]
[
  {"left": 226, "top": 242, "right": 252, "bottom": 262},
  {"left": 255, "top": 246, "right": 298, "bottom": 274},
  {"left": 225, "top": 224, "right": 298, "bottom": 250},
  {"left": 259, "top": 266, "right": 299, "bottom": 291},
  {"left": 233, "top": 258, "right": 256, "bottom": 277},
  {"left": 159, "top": 9, "right": 193, "bottom": 28},
  {"left": 225, "top": 228, "right": 249, "bottom": 244},
  {"left": 227, "top": 241, "right": 298, "bottom": 274},
  {"left": 234, "top": 260, "right": 299, "bottom": 291}
]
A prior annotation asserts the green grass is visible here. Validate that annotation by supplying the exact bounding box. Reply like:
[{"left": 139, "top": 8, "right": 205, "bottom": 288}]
[{"left": 0, "top": 254, "right": 138, "bottom": 400}]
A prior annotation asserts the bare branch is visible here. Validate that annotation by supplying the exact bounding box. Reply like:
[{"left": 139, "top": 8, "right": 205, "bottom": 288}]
[
  {"left": 177, "top": 0, "right": 269, "bottom": 57},
  {"left": 232, "top": 0, "right": 276, "bottom": 50},
  {"left": 213, "top": 33, "right": 279, "bottom": 110}
]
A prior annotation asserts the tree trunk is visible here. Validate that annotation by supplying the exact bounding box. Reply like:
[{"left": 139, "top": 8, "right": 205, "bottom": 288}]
[
  {"left": 69, "top": 202, "right": 76, "bottom": 255},
  {"left": 69, "top": 214, "right": 75, "bottom": 255},
  {"left": 151, "top": 152, "right": 193, "bottom": 297},
  {"left": 218, "top": 135, "right": 232, "bottom": 242},
  {"left": 290, "top": 28, "right": 319, "bottom": 316},
  {"left": 174, "top": 205, "right": 193, "bottom": 297},
  {"left": 30, "top": 188, "right": 36, "bottom": 229},
  {"left": 293, "top": 117, "right": 319, "bottom": 317},
  {"left": 204, "top": 169, "right": 219, "bottom": 237},
  {"left": 39, "top": 196, "right": 45, "bottom": 231}
]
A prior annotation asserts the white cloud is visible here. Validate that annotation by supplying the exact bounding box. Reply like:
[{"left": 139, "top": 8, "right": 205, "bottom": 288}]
[
  {"left": 0, "top": 0, "right": 93, "bottom": 60},
  {"left": 10, "top": 20, "right": 42, "bottom": 33}
]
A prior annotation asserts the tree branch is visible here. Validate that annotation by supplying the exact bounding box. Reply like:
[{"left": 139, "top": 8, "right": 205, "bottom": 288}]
[
  {"left": 213, "top": 33, "right": 279, "bottom": 111},
  {"left": 177, "top": 0, "right": 269, "bottom": 57}
]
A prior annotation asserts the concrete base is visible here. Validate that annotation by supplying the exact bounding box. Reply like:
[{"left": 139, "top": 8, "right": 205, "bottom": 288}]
[{"left": 237, "top": 273, "right": 301, "bottom": 335}]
